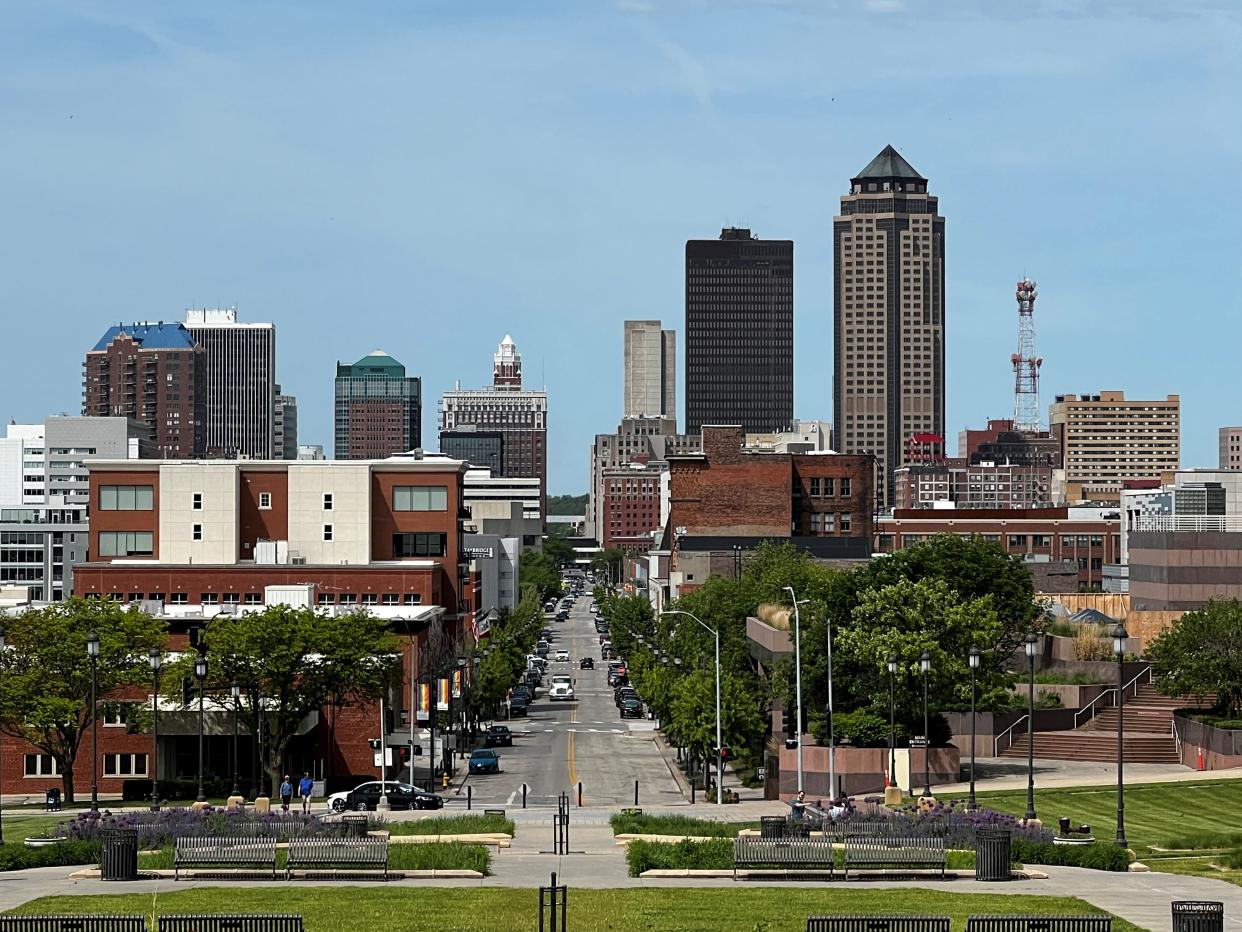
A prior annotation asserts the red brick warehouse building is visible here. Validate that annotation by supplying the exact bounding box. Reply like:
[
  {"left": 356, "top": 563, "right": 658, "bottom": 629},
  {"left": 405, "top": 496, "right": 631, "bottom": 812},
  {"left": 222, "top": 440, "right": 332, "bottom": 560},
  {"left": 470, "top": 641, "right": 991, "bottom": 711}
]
[{"left": 1, "top": 456, "right": 476, "bottom": 799}]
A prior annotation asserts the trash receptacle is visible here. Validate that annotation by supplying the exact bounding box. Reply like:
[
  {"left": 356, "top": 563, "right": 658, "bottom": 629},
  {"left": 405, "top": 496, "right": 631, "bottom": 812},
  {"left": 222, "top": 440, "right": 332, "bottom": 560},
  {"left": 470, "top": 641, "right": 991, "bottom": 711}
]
[
  {"left": 974, "top": 827, "right": 1012, "bottom": 881},
  {"left": 44, "top": 788, "right": 61, "bottom": 811},
  {"left": 100, "top": 828, "right": 139, "bottom": 881},
  {"left": 1172, "top": 902, "right": 1224, "bottom": 932},
  {"left": 760, "top": 815, "right": 787, "bottom": 839}
]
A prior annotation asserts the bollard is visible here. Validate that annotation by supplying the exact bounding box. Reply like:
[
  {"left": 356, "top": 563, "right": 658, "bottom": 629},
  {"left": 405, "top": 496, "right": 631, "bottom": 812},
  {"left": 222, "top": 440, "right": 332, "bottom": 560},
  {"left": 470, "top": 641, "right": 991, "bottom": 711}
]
[
  {"left": 467, "top": 784, "right": 472, "bottom": 810},
  {"left": 577, "top": 781, "right": 583, "bottom": 808},
  {"left": 634, "top": 779, "right": 639, "bottom": 806},
  {"left": 523, "top": 783, "right": 528, "bottom": 809}
]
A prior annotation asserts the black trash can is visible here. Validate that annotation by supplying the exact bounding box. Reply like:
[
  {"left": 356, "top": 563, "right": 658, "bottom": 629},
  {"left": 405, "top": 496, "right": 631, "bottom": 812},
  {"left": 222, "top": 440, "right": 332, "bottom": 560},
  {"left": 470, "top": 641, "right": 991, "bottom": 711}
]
[
  {"left": 760, "top": 815, "right": 787, "bottom": 839},
  {"left": 974, "top": 827, "right": 1012, "bottom": 882},
  {"left": 100, "top": 828, "right": 139, "bottom": 881},
  {"left": 1172, "top": 902, "right": 1224, "bottom": 932}
]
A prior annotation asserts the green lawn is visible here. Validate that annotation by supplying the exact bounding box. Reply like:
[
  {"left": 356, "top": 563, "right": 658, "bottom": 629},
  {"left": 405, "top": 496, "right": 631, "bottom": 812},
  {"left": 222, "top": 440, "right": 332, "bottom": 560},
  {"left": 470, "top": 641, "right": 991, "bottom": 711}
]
[
  {"left": 382, "top": 814, "right": 515, "bottom": 836},
  {"left": 136, "top": 842, "right": 490, "bottom": 874},
  {"left": 7, "top": 888, "right": 1145, "bottom": 932}
]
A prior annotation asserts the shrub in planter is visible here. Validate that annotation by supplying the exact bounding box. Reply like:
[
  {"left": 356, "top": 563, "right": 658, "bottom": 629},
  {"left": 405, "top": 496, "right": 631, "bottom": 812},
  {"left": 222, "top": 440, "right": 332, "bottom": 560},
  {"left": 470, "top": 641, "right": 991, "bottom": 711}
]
[
  {"left": 0, "top": 840, "right": 101, "bottom": 872},
  {"left": 834, "top": 710, "right": 892, "bottom": 748},
  {"left": 1011, "top": 838, "right": 1129, "bottom": 871},
  {"left": 625, "top": 839, "right": 733, "bottom": 876}
]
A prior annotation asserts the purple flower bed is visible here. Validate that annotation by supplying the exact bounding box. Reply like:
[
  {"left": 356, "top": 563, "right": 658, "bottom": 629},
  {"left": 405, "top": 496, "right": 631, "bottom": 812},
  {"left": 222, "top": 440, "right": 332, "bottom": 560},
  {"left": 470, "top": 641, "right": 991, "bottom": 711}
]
[
  {"left": 807, "top": 796, "right": 1052, "bottom": 847},
  {"left": 58, "top": 806, "right": 354, "bottom": 849}
]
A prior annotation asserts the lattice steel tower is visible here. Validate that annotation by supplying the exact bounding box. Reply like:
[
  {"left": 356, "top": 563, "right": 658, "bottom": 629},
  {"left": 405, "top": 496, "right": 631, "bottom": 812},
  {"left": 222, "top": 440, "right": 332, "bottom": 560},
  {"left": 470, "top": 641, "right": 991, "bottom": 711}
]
[{"left": 1011, "top": 278, "right": 1042, "bottom": 432}]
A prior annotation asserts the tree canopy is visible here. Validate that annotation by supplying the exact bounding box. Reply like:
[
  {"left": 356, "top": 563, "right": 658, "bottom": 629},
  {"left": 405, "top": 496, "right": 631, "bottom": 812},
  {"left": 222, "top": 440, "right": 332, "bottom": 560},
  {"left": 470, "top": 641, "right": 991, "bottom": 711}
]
[
  {"left": 0, "top": 598, "right": 167, "bottom": 802},
  {"left": 1146, "top": 599, "right": 1242, "bottom": 717}
]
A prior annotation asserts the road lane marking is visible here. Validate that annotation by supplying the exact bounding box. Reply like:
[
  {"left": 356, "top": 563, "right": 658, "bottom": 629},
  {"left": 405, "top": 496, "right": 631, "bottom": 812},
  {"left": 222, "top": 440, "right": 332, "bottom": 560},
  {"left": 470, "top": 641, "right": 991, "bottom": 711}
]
[{"left": 505, "top": 790, "right": 517, "bottom": 805}]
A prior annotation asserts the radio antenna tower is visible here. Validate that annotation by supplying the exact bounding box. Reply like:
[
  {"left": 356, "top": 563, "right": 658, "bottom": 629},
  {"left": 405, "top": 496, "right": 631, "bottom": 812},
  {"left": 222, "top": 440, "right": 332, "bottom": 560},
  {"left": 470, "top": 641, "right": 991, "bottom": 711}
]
[{"left": 1011, "top": 278, "right": 1042, "bottom": 432}]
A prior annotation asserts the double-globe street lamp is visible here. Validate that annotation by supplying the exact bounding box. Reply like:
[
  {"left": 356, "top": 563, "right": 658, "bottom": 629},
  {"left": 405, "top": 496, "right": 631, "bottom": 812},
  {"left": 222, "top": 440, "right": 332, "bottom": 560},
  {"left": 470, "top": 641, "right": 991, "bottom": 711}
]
[
  {"left": 968, "top": 647, "right": 981, "bottom": 811},
  {"left": 1112, "top": 623, "right": 1129, "bottom": 849},
  {"left": 920, "top": 650, "right": 931, "bottom": 797},
  {"left": 230, "top": 681, "right": 241, "bottom": 798},
  {"left": 195, "top": 651, "right": 208, "bottom": 803},
  {"left": 886, "top": 654, "right": 897, "bottom": 790},
  {"left": 87, "top": 631, "right": 100, "bottom": 812},
  {"left": 149, "top": 649, "right": 162, "bottom": 808},
  {"left": 782, "top": 587, "right": 810, "bottom": 795},
  {"left": 1024, "top": 631, "right": 1039, "bottom": 822},
  {"left": 661, "top": 610, "right": 722, "bottom": 806}
]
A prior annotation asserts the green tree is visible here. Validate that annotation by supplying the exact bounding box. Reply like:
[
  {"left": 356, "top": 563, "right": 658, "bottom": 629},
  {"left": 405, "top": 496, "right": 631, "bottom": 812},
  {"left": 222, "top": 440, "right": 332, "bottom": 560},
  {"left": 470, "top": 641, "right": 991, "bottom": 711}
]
[
  {"left": 546, "top": 494, "right": 588, "bottom": 516},
  {"left": 520, "top": 549, "right": 563, "bottom": 604},
  {"left": 542, "top": 525, "right": 574, "bottom": 566},
  {"left": 0, "top": 598, "right": 167, "bottom": 802},
  {"left": 172, "top": 606, "right": 397, "bottom": 795},
  {"left": 591, "top": 547, "right": 625, "bottom": 584},
  {"left": 1146, "top": 599, "right": 1242, "bottom": 717}
]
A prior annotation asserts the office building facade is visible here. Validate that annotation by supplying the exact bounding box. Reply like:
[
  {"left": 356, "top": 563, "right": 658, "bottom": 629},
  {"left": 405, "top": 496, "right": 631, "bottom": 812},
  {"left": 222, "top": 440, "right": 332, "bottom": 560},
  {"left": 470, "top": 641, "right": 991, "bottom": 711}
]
[
  {"left": 833, "top": 145, "right": 946, "bottom": 508},
  {"left": 685, "top": 228, "right": 793, "bottom": 434},
  {"left": 274, "top": 386, "right": 298, "bottom": 460},
  {"left": 1049, "top": 391, "right": 1180, "bottom": 503},
  {"left": 439, "top": 430, "right": 504, "bottom": 474},
  {"left": 183, "top": 308, "right": 276, "bottom": 459},
  {"left": 623, "top": 320, "right": 676, "bottom": 420},
  {"left": 1221, "top": 427, "right": 1242, "bottom": 470},
  {"left": 84, "top": 321, "right": 205, "bottom": 458},
  {"left": 334, "top": 351, "right": 422, "bottom": 460}
]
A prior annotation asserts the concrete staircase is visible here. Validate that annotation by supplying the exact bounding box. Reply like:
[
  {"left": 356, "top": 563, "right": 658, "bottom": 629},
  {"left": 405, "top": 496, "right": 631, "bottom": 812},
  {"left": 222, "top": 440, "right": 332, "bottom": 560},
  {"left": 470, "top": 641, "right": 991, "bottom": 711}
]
[{"left": 999, "top": 684, "right": 1211, "bottom": 764}]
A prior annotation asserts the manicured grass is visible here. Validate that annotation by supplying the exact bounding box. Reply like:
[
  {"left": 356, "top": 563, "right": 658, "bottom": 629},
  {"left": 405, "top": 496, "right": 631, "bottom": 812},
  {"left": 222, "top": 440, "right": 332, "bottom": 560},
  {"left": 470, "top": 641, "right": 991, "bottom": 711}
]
[
  {"left": 610, "top": 812, "right": 756, "bottom": 837},
  {"left": 381, "top": 814, "right": 515, "bottom": 836},
  {"left": 7, "top": 888, "right": 1145, "bottom": 932},
  {"left": 1146, "top": 856, "right": 1242, "bottom": 887},
  {"left": 137, "top": 842, "right": 490, "bottom": 874},
  {"left": 947, "top": 779, "right": 1242, "bottom": 851},
  {"left": 1, "top": 814, "right": 74, "bottom": 839}
]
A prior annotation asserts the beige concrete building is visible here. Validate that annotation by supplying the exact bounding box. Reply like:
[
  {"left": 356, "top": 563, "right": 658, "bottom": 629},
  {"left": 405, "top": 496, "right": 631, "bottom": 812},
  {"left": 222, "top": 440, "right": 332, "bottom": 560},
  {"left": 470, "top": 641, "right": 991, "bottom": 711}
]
[
  {"left": 833, "top": 145, "right": 945, "bottom": 508},
  {"left": 623, "top": 321, "right": 676, "bottom": 421},
  {"left": 1220, "top": 426, "right": 1242, "bottom": 469},
  {"left": 1048, "top": 391, "right": 1180, "bottom": 503}
]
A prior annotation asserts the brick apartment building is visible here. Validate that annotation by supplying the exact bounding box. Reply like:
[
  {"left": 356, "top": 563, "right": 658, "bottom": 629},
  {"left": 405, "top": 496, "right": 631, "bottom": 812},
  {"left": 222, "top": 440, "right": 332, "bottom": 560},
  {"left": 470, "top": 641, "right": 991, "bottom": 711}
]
[
  {"left": 876, "top": 506, "right": 1121, "bottom": 590},
  {"left": 1, "top": 457, "right": 474, "bottom": 798},
  {"left": 600, "top": 460, "right": 664, "bottom": 554}
]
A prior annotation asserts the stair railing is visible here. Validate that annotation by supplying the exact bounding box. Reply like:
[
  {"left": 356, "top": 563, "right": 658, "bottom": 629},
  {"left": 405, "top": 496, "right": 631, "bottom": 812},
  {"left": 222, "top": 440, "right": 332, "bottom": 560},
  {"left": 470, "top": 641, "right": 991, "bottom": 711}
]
[
  {"left": 1172, "top": 718, "right": 1183, "bottom": 762},
  {"left": 993, "top": 714, "right": 1029, "bottom": 757},
  {"left": 1073, "top": 666, "right": 1154, "bottom": 729}
]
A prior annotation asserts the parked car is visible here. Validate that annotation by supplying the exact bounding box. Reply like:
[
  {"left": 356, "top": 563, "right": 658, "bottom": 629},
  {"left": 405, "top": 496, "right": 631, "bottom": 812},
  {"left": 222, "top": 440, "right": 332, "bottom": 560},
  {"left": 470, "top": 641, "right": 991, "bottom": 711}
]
[
  {"left": 614, "top": 686, "right": 637, "bottom": 707},
  {"left": 589, "top": 602, "right": 599, "bottom": 614},
  {"left": 485, "top": 725, "right": 513, "bottom": 747},
  {"left": 554, "top": 649, "right": 570, "bottom": 662},
  {"left": 607, "top": 670, "right": 629, "bottom": 688},
  {"left": 619, "top": 697, "right": 644, "bottom": 719},
  {"left": 512, "top": 685, "right": 532, "bottom": 704},
  {"left": 468, "top": 748, "right": 501, "bottom": 775},
  {"left": 331, "top": 781, "right": 442, "bottom": 812},
  {"left": 508, "top": 696, "right": 528, "bottom": 716},
  {"left": 536, "top": 640, "right": 550, "bottom": 658},
  {"left": 579, "top": 657, "right": 595, "bottom": 670},
  {"left": 556, "top": 611, "right": 569, "bottom": 621}
]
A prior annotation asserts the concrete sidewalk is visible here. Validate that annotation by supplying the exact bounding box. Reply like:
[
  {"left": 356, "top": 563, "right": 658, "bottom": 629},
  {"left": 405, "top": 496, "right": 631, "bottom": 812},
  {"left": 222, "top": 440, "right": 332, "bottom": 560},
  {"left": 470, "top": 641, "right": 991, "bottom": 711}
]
[{"left": 939, "top": 758, "right": 1242, "bottom": 795}]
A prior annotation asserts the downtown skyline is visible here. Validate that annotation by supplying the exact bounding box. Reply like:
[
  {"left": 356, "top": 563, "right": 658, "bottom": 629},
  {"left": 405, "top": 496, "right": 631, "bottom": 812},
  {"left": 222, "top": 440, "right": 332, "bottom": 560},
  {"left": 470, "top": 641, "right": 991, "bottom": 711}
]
[{"left": 2, "top": 1, "right": 1238, "bottom": 493}]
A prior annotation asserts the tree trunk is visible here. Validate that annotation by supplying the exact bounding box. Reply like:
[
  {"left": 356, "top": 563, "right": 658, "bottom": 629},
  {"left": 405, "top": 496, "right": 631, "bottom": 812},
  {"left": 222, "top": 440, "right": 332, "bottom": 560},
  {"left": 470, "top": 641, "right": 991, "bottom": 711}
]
[{"left": 61, "top": 766, "right": 75, "bottom": 804}]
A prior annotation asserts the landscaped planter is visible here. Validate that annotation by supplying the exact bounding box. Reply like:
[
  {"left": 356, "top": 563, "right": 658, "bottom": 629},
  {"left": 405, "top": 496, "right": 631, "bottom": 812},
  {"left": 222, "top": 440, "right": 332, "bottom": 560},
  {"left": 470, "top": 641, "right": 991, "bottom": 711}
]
[{"left": 24, "top": 836, "right": 68, "bottom": 848}]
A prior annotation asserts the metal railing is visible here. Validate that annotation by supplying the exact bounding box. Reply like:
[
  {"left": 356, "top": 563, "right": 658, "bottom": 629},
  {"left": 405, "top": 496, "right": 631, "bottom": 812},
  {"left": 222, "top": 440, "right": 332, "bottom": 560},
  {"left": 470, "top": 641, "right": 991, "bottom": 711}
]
[
  {"left": 1072, "top": 666, "right": 1153, "bottom": 729},
  {"left": 993, "top": 714, "right": 1029, "bottom": 757}
]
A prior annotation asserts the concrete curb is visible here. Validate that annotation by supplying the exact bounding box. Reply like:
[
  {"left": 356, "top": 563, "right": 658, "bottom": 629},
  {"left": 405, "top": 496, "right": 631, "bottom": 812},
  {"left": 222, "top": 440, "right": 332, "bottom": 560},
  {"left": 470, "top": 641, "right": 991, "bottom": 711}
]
[
  {"left": 638, "top": 868, "right": 1048, "bottom": 881},
  {"left": 388, "top": 833, "right": 511, "bottom": 848},
  {"left": 69, "top": 868, "right": 485, "bottom": 880}
]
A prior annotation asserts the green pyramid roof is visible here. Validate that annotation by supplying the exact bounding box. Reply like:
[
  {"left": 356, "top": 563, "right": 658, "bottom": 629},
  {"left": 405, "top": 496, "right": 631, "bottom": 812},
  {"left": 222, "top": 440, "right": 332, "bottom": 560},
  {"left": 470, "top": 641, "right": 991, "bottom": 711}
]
[{"left": 853, "top": 145, "right": 925, "bottom": 182}]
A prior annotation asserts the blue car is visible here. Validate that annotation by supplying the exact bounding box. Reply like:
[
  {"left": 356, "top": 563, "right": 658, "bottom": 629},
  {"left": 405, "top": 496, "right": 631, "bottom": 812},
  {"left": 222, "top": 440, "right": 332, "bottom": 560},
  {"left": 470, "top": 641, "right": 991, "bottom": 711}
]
[{"left": 468, "top": 748, "right": 501, "bottom": 774}]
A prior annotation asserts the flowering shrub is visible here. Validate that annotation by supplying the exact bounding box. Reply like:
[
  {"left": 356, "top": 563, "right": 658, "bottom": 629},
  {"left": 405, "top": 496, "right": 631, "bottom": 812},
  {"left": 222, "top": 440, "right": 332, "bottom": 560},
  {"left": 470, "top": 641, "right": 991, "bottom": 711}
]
[
  {"left": 58, "top": 806, "right": 355, "bottom": 849},
  {"left": 806, "top": 797, "right": 1053, "bottom": 848}
]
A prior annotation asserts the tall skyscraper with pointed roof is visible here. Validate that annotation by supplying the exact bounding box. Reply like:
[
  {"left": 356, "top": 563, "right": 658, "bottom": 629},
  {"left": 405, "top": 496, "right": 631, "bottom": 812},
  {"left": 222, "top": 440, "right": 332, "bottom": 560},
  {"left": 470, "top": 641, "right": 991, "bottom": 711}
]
[{"left": 833, "top": 145, "right": 945, "bottom": 509}]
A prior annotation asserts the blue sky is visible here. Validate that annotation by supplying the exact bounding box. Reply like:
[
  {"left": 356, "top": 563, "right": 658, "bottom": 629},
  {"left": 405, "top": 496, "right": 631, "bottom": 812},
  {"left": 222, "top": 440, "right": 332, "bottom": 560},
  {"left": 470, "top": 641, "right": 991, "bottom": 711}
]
[{"left": 2, "top": 0, "right": 1238, "bottom": 494}]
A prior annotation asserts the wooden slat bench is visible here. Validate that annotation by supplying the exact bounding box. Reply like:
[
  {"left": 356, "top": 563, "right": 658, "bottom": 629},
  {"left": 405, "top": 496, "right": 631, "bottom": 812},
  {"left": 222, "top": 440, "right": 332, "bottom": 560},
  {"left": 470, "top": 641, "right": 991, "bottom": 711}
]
[
  {"left": 842, "top": 834, "right": 946, "bottom": 879},
  {"left": 807, "top": 916, "right": 950, "bottom": 932},
  {"left": 733, "top": 836, "right": 836, "bottom": 880},
  {"left": 0, "top": 919, "right": 146, "bottom": 932},
  {"left": 284, "top": 837, "right": 389, "bottom": 880},
  {"left": 965, "top": 917, "right": 1111, "bottom": 932},
  {"left": 158, "top": 918, "right": 305, "bottom": 932},
  {"left": 174, "top": 836, "right": 279, "bottom": 880}
]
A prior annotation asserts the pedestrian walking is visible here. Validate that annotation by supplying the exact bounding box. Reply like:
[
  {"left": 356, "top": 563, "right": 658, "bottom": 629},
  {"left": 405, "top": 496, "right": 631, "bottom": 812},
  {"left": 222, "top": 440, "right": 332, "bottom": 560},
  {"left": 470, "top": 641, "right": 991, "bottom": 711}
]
[
  {"left": 279, "top": 775, "right": 293, "bottom": 813},
  {"left": 299, "top": 772, "right": 314, "bottom": 814}
]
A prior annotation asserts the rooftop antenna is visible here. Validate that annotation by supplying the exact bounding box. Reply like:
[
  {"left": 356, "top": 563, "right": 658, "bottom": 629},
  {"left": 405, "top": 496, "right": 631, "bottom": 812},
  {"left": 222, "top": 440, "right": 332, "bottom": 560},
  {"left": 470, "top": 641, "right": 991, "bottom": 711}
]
[{"left": 1011, "top": 278, "right": 1042, "bottom": 433}]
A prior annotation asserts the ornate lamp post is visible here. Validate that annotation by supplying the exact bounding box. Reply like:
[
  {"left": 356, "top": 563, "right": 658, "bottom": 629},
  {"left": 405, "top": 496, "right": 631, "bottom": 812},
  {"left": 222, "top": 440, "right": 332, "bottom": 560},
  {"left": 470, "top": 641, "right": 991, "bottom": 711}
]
[
  {"left": 194, "top": 651, "right": 208, "bottom": 803},
  {"left": 149, "top": 648, "right": 162, "bottom": 807},
  {"left": 968, "top": 647, "right": 981, "bottom": 811},
  {"left": 1112, "top": 623, "right": 1129, "bottom": 849},
  {"left": 919, "top": 650, "right": 931, "bottom": 797},
  {"left": 1024, "top": 631, "right": 1039, "bottom": 822},
  {"left": 886, "top": 653, "right": 897, "bottom": 790},
  {"left": 230, "top": 681, "right": 241, "bottom": 798},
  {"left": 87, "top": 631, "right": 100, "bottom": 812}
]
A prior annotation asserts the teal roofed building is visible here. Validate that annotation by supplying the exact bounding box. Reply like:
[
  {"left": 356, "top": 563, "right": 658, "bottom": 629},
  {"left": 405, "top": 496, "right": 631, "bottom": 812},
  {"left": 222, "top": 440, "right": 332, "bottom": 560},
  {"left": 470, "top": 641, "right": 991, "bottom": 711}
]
[{"left": 334, "top": 350, "right": 422, "bottom": 459}]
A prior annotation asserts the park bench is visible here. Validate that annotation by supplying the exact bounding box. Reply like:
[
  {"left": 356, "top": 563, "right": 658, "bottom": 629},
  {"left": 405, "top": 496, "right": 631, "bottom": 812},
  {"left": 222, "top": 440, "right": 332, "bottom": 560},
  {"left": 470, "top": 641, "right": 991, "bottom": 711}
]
[
  {"left": 173, "top": 836, "right": 279, "bottom": 880},
  {"left": 965, "top": 918, "right": 1111, "bottom": 932},
  {"left": 0, "top": 920, "right": 146, "bottom": 932},
  {"left": 733, "top": 835, "right": 836, "bottom": 880},
  {"left": 807, "top": 917, "right": 950, "bottom": 932},
  {"left": 842, "top": 833, "right": 946, "bottom": 878},
  {"left": 158, "top": 918, "right": 304, "bottom": 932},
  {"left": 284, "top": 837, "right": 389, "bottom": 880}
]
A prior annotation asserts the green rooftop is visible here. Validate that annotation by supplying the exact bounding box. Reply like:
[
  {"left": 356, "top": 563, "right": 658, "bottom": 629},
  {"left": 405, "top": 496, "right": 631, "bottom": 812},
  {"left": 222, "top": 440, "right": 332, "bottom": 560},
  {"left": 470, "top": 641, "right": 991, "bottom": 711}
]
[{"left": 854, "top": 144, "right": 925, "bottom": 181}]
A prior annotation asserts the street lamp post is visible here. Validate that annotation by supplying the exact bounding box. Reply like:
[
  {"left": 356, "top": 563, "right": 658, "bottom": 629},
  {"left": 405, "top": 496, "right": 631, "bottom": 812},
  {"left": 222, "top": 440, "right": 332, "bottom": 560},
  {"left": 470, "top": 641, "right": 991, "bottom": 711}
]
[
  {"left": 886, "top": 654, "right": 897, "bottom": 790},
  {"left": 826, "top": 606, "right": 836, "bottom": 801},
  {"left": 919, "top": 650, "right": 931, "bottom": 797},
  {"left": 968, "top": 647, "right": 981, "bottom": 811},
  {"left": 1112, "top": 624, "right": 1129, "bottom": 849},
  {"left": 194, "top": 652, "right": 208, "bottom": 803},
  {"left": 230, "top": 682, "right": 241, "bottom": 798},
  {"left": 87, "top": 631, "right": 100, "bottom": 812},
  {"left": 782, "top": 587, "right": 806, "bottom": 794},
  {"left": 662, "top": 609, "right": 721, "bottom": 806},
  {"left": 149, "top": 649, "right": 162, "bottom": 807},
  {"left": 249, "top": 683, "right": 261, "bottom": 801},
  {"left": 1024, "top": 631, "right": 1039, "bottom": 822}
]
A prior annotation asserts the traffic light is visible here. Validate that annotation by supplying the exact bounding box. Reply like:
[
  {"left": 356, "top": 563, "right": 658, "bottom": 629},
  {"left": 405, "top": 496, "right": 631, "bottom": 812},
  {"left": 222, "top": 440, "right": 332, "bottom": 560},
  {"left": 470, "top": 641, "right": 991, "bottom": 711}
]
[
  {"left": 718, "top": 746, "right": 733, "bottom": 762},
  {"left": 410, "top": 744, "right": 423, "bottom": 757},
  {"left": 397, "top": 745, "right": 410, "bottom": 762},
  {"left": 367, "top": 738, "right": 381, "bottom": 750}
]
